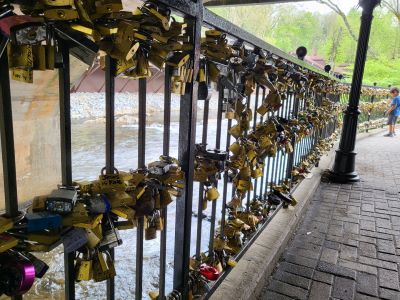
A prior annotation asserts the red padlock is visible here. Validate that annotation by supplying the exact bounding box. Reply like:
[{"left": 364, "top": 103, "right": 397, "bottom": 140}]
[{"left": 199, "top": 264, "right": 220, "bottom": 281}]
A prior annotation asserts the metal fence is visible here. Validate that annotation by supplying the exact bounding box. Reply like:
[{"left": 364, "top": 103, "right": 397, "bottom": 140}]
[{"left": 0, "top": 1, "right": 385, "bottom": 300}]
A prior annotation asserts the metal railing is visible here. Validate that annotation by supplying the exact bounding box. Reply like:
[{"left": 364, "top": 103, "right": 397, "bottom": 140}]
[{"left": 0, "top": 1, "right": 387, "bottom": 300}]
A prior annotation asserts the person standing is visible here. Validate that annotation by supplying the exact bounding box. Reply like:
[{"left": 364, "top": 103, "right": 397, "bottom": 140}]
[{"left": 384, "top": 87, "right": 400, "bottom": 137}]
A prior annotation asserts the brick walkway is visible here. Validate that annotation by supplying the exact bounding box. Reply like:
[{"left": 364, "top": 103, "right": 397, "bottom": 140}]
[{"left": 260, "top": 131, "right": 400, "bottom": 300}]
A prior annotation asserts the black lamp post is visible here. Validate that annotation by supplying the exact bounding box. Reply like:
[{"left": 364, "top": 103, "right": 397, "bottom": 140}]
[{"left": 329, "top": 0, "right": 381, "bottom": 183}]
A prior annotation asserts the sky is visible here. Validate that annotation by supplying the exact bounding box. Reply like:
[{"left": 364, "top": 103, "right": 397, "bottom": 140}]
[{"left": 294, "top": 0, "right": 360, "bottom": 14}]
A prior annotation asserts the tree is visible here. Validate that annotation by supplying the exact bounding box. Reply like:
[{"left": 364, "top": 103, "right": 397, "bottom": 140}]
[
  {"left": 382, "top": 0, "right": 400, "bottom": 58},
  {"left": 318, "top": 0, "right": 358, "bottom": 41}
]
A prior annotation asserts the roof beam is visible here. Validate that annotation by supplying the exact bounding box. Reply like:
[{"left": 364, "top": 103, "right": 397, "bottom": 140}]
[{"left": 204, "top": 0, "right": 313, "bottom": 6}]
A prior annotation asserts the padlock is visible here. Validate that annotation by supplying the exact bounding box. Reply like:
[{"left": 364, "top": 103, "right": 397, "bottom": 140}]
[
  {"left": 107, "top": 191, "right": 135, "bottom": 208},
  {"left": 45, "top": 187, "right": 77, "bottom": 215},
  {"left": 41, "top": 0, "right": 74, "bottom": 6},
  {"left": 199, "top": 264, "right": 220, "bottom": 281},
  {"left": 99, "top": 168, "right": 126, "bottom": 192},
  {"left": 229, "top": 124, "right": 242, "bottom": 139},
  {"left": 44, "top": 9, "right": 79, "bottom": 20},
  {"left": 75, "top": 253, "right": 93, "bottom": 281},
  {"left": 8, "top": 43, "right": 33, "bottom": 69},
  {"left": 206, "top": 187, "right": 219, "bottom": 201},
  {"left": 27, "top": 232, "right": 61, "bottom": 246},
  {"left": 92, "top": 250, "right": 116, "bottom": 282},
  {"left": 0, "top": 216, "right": 13, "bottom": 234},
  {"left": 160, "top": 189, "right": 173, "bottom": 207},
  {"left": 115, "top": 220, "right": 136, "bottom": 230},
  {"left": 166, "top": 52, "right": 190, "bottom": 68},
  {"left": 202, "top": 198, "right": 208, "bottom": 211},
  {"left": 32, "top": 195, "right": 47, "bottom": 212},
  {"left": 98, "top": 215, "right": 122, "bottom": 251},
  {"left": 251, "top": 167, "right": 263, "bottom": 178},
  {"left": 227, "top": 195, "right": 242, "bottom": 209},
  {"left": 74, "top": 214, "right": 103, "bottom": 230},
  {"left": 0, "top": 234, "right": 18, "bottom": 253},
  {"left": 88, "top": 194, "right": 111, "bottom": 214},
  {"left": 62, "top": 228, "right": 88, "bottom": 253},
  {"left": 25, "top": 212, "right": 62, "bottom": 233},
  {"left": 23, "top": 252, "right": 49, "bottom": 278},
  {"left": 111, "top": 207, "right": 136, "bottom": 220},
  {"left": 62, "top": 202, "right": 91, "bottom": 226},
  {"left": 145, "top": 217, "right": 157, "bottom": 241},
  {"left": 84, "top": 230, "right": 102, "bottom": 249},
  {"left": 115, "top": 58, "right": 136, "bottom": 76},
  {"left": 0, "top": 250, "right": 35, "bottom": 296}
]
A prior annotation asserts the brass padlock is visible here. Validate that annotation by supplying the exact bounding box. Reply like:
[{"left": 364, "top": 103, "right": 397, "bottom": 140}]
[
  {"left": 145, "top": 219, "right": 157, "bottom": 241},
  {"left": 206, "top": 187, "right": 220, "bottom": 201},
  {"left": 44, "top": 9, "right": 79, "bottom": 20},
  {"left": 99, "top": 168, "right": 126, "bottom": 193}
]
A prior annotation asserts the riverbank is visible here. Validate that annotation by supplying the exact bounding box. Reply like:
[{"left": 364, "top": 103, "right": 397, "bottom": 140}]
[{"left": 71, "top": 92, "right": 219, "bottom": 124}]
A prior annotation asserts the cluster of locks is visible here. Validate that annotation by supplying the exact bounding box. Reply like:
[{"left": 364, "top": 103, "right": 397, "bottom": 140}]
[
  {"left": 358, "top": 100, "right": 388, "bottom": 115},
  {"left": 1, "top": 0, "right": 192, "bottom": 90},
  {"left": 333, "top": 84, "right": 391, "bottom": 98},
  {"left": 178, "top": 29, "right": 344, "bottom": 293},
  {"left": 0, "top": 156, "right": 183, "bottom": 297}
]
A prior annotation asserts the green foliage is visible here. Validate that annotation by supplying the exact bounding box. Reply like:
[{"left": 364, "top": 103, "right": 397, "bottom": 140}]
[{"left": 210, "top": 4, "right": 400, "bottom": 88}]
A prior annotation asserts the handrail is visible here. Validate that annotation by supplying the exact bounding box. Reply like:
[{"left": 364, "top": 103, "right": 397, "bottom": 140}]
[{"left": 203, "top": 8, "right": 339, "bottom": 81}]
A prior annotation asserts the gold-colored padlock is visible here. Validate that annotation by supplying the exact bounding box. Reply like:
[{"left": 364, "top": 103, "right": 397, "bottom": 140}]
[
  {"left": 0, "top": 234, "right": 18, "bottom": 253},
  {"left": 32, "top": 195, "right": 47, "bottom": 212},
  {"left": 44, "top": 9, "right": 79, "bottom": 20},
  {"left": 206, "top": 187, "right": 220, "bottom": 201}
]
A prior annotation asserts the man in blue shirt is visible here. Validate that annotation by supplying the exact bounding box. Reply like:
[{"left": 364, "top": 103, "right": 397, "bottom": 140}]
[{"left": 384, "top": 87, "right": 400, "bottom": 137}]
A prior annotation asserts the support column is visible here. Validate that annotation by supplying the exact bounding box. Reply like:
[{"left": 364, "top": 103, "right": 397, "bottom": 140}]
[{"left": 329, "top": 0, "right": 381, "bottom": 183}]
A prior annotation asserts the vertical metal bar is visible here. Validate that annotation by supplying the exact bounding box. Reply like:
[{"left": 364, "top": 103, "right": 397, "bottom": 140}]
[
  {"left": 173, "top": 13, "right": 202, "bottom": 298},
  {"left": 220, "top": 118, "right": 231, "bottom": 236},
  {"left": 195, "top": 98, "right": 210, "bottom": 259},
  {"left": 136, "top": 78, "right": 147, "bottom": 300},
  {"left": 245, "top": 94, "right": 251, "bottom": 210},
  {"left": 57, "top": 40, "right": 75, "bottom": 300},
  {"left": 0, "top": 39, "right": 21, "bottom": 300},
  {"left": 159, "top": 66, "right": 172, "bottom": 300},
  {"left": 258, "top": 89, "right": 266, "bottom": 197},
  {"left": 105, "top": 55, "right": 116, "bottom": 300},
  {"left": 208, "top": 85, "right": 223, "bottom": 255},
  {"left": 252, "top": 85, "right": 260, "bottom": 200}
]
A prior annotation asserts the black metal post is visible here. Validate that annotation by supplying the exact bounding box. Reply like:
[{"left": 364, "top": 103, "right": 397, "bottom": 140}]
[
  {"left": 105, "top": 55, "right": 116, "bottom": 300},
  {"left": 57, "top": 40, "right": 75, "bottom": 300},
  {"left": 329, "top": 0, "right": 381, "bottom": 183},
  {"left": 136, "top": 77, "right": 146, "bottom": 300},
  {"left": 173, "top": 8, "right": 202, "bottom": 297},
  {"left": 159, "top": 65, "right": 172, "bottom": 300},
  {"left": 0, "top": 38, "right": 23, "bottom": 300},
  {"left": 0, "top": 43, "right": 19, "bottom": 218}
]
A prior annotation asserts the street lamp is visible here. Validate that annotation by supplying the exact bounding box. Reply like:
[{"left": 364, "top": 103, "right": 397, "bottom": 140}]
[{"left": 329, "top": 0, "right": 381, "bottom": 183}]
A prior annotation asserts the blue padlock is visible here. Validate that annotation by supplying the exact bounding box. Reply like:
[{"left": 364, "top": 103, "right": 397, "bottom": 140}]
[{"left": 25, "top": 212, "right": 62, "bottom": 233}]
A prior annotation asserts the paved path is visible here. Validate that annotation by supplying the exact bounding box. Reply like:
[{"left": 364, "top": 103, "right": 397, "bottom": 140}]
[{"left": 259, "top": 131, "right": 400, "bottom": 300}]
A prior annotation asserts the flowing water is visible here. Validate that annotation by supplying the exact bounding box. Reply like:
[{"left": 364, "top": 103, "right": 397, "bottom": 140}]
[{"left": 21, "top": 115, "right": 236, "bottom": 300}]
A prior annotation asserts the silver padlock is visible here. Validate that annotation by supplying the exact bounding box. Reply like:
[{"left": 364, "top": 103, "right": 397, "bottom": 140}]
[{"left": 62, "top": 228, "right": 88, "bottom": 253}]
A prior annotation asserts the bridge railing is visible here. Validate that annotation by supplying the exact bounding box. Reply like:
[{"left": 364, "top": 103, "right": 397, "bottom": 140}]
[{"left": 0, "top": 1, "right": 390, "bottom": 300}]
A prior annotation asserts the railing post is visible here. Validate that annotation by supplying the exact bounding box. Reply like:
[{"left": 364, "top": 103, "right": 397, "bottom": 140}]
[
  {"left": 104, "top": 55, "right": 116, "bottom": 300},
  {"left": 173, "top": 2, "right": 202, "bottom": 297},
  {"left": 329, "top": 0, "right": 381, "bottom": 183},
  {"left": 0, "top": 42, "right": 19, "bottom": 218},
  {"left": 57, "top": 39, "right": 76, "bottom": 300},
  {"left": 136, "top": 77, "right": 146, "bottom": 300}
]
